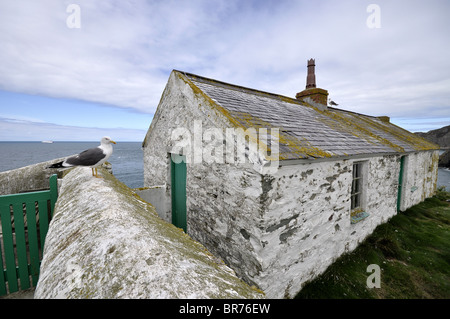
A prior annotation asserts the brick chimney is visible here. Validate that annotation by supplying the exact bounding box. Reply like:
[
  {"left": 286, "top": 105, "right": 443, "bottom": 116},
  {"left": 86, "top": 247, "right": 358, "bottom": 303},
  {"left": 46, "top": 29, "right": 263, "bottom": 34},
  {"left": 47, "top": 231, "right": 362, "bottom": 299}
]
[{"left": 296, "top": 59, "right": 328, "bottom": 107}]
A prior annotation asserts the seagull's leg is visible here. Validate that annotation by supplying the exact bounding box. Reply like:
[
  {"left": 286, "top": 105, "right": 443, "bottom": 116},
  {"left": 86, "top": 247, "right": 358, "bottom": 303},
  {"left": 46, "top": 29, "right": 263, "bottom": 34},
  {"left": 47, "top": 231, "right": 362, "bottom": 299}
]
[
  {"left": 94, "top": 167, "right": 102, "bottom": 178},
  {"left": 91, "top": 168, "right": 95, "bottom": 176}
]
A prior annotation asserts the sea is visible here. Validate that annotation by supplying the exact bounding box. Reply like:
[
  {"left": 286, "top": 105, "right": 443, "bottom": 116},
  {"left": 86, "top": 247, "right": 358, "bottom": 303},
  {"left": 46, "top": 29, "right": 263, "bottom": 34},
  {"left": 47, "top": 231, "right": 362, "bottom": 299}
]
[
  {"left": 0, "top": 141, "right": 449, "bottom": 191},
  {"left": 0, "top": 141, "right": 144, "bottom": 189}
]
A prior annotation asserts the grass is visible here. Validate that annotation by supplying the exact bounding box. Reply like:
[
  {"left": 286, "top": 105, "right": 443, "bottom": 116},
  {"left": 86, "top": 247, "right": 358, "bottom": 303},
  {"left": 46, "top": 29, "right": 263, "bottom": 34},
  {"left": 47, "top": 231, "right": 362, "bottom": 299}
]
[{"left": 295, "top": 187, "right": 450, "bottom": 299}]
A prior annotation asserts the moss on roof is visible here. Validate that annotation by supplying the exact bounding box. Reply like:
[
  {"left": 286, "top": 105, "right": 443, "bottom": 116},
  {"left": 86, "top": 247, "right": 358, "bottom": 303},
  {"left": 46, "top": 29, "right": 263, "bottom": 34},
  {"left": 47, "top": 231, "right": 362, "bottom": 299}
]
[{"left": 157, "top": 70, "right": 439, "bottom": 160}]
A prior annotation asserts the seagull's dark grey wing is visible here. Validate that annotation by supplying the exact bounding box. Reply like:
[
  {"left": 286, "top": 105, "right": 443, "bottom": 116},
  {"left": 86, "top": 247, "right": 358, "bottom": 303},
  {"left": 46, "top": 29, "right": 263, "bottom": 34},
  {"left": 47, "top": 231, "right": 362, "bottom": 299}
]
[{"left": 65, "top": 147, "right": 106, "bottom": 166}]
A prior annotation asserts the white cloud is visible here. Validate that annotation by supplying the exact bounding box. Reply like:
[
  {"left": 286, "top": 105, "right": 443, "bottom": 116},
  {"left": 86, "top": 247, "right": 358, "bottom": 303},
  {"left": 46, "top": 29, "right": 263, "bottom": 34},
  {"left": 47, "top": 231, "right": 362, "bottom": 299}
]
[
  {"left": 0, "top": 0, "right": 166, "bottom": 113},
  {"left": 0, "top": 0, "right": 449, "bottom": 134}
]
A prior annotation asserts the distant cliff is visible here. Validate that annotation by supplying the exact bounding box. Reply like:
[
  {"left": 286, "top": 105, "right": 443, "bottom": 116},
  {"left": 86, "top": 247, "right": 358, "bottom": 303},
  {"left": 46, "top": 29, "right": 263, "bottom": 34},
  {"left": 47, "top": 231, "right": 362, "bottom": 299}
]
[
  {"left": 415, "top": 125, "right": 450, "bottom": 149},
  {"left": 439, "top": 150, "right": 450, "bottom": 168}
]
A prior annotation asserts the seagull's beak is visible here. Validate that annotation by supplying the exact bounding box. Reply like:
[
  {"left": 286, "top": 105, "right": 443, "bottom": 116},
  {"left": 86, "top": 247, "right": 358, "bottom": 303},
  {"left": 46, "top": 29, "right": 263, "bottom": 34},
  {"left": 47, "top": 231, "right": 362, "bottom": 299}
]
[{"left": 111, "top": 140, "right": 116, "bottom": 144}]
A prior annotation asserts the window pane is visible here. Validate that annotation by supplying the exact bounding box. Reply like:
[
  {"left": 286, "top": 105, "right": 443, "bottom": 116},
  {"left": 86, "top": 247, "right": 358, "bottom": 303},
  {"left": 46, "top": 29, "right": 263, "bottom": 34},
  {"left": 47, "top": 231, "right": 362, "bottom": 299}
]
[
  {"left": 351, "top": 162, "right": 364, "bottom": 211},
  {"left": 355, "top": 163, "right": 361, "bottom": 178},
  {"left": 355, "top": 193, "right": 360, "bottom": 208},
  {"left": 354, "top": 177, "right": 360, "bottom": 193}
]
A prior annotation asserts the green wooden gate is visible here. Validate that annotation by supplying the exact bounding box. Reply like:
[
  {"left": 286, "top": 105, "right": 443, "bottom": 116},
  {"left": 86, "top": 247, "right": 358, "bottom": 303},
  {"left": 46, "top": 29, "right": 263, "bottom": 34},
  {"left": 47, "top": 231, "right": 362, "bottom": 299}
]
[
  {"left": 0, "top": 174, "right": 58, "bottom": 296},
  {"left": 171, "top": 154, "right": 187, "bottom": 232}
]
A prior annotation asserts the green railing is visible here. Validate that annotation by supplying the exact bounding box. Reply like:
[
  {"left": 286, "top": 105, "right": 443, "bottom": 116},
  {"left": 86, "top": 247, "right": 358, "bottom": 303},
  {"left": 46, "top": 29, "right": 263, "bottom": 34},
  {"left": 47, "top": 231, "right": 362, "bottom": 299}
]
[{"left": 0, "top": 174, "right": 58, "bottom": 296}]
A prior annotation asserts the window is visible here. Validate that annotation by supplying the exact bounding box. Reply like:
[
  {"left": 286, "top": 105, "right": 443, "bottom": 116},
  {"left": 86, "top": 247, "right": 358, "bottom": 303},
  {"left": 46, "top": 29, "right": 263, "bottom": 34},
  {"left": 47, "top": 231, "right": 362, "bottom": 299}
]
[
  {"left": 350, "top": 161, "right": 370, "bottom": 224},
  {"left": 351, "top": 162, "right": 363, "bottom": 211}
]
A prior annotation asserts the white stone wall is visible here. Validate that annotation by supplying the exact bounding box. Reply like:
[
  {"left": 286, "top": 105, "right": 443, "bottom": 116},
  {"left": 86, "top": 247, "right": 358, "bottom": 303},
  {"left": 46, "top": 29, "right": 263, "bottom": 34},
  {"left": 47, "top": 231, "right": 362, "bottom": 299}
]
[
  {"left": 187, "top": 161, "right": 264, "bottom": 285},
  {"left": 400, "top": 150, "right": 439, "bottom": 211},
  {"left": 142, "top": 71, "right": 267, "bottom": 284},
  {"left": 257, "top": 159, "right": 352, "bottom": 298},
  {"left": 249, "top": 151, "right": 438, "bottom": 298},
  {"left": 0, "top": 156, "right": 66, "bottom": 195},
  {"left": 187, "top": 153, "right": 408, "bottom": 298},
  {"left": 142, "top": 71, "right": 252, "bottom": 220},
  {"left": 184, "top": 153, "right": 410, "bottom": 298},
  {"left": 258, "top": 155, "right": 403, "bottom": 298},
  {"left": 134, "top": 186, "right": 169, "bottom": 219}
]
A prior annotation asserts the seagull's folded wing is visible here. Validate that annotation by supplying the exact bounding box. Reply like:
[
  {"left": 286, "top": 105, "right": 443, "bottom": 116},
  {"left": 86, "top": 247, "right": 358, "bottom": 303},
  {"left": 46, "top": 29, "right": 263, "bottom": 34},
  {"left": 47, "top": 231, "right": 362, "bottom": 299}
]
[{"left": 65, "top": 147, "right": 106, "bottom": 166}]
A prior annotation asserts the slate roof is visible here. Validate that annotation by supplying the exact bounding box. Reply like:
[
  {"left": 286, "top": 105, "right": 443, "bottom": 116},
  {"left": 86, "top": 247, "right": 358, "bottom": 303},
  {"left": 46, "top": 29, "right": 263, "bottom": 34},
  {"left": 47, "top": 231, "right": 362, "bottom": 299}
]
[{"left": 178, "top": 70, "right": 439, "bottom": 161}]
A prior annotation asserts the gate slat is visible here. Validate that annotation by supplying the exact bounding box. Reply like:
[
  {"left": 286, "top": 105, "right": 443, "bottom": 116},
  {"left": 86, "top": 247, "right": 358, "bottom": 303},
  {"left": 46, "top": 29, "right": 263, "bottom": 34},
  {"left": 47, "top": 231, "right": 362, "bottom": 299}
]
[
  {"left": 0, "top": 248, "right": 6, "bottom": 295},
  {"left": 0, "top": 204, "right": 8, "bottom": 295},
  {"left": 49, "top": 174, "right": 58, "bottom": 218},
  {"left": 25, "top": 200, "right": 40, "bottom": 286},
  {"left": 37, "top": 199, "right": 50, "bottom": 249},
  {"left": 0, "top": 202, "right": 18, "bottom": 293},
  {"left": 12, "top": 202, "right": 31, "bottom": 291}
]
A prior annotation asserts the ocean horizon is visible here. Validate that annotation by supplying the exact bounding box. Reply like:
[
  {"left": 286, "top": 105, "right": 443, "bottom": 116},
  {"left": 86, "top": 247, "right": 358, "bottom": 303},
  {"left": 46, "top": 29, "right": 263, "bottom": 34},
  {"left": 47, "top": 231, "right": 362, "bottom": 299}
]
[
  {"left": 0, "top": 141, "right": 144, "bottom": 189},
  {"left": 1, "top": 141, "right": 449, "bottom": 191}
]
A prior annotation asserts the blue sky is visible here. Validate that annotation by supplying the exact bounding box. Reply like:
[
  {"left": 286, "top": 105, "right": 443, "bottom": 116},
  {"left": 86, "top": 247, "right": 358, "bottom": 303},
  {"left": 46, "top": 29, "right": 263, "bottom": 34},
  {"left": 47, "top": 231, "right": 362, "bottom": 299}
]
[{"left": 0, "top": 0, "right": 449, "bottom": 141}]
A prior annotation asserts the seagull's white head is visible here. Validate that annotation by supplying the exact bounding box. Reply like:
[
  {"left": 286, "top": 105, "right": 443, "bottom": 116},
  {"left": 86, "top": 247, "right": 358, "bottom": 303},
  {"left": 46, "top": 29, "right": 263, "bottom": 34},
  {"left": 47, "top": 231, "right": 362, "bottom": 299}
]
[{"left": 101, "top": 136, "right": 116, "bottom": 145}]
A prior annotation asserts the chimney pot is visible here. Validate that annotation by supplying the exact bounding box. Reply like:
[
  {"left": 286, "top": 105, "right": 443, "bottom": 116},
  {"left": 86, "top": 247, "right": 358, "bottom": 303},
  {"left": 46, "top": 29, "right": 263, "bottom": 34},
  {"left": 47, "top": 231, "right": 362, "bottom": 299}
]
[
  {"left": 306, "top": 58, "right": 316, "bottom": 89},
  {"left": 296, "top": 58, "right": 328, "bottom": 107}
]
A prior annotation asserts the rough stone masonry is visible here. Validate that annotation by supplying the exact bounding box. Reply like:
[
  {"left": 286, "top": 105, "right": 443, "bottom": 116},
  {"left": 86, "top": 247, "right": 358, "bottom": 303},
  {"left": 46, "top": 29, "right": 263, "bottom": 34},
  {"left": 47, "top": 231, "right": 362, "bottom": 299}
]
[{"left": 34, "top": 167, "right": 264, "bottom": 299}]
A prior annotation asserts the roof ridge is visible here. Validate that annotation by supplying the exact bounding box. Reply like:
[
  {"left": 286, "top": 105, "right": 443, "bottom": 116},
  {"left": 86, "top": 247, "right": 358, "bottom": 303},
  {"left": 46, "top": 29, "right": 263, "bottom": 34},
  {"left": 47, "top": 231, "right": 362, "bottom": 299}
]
[{"left": 174, "top": 69, "right": 302, "bottom": 105}]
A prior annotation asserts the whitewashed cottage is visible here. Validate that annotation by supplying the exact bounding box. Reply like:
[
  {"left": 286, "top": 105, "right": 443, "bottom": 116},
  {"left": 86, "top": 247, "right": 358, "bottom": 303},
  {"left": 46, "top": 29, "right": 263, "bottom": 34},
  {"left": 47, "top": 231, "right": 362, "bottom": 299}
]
[{"left": 141, "top": 60, "right": 439, "bottom": 298}]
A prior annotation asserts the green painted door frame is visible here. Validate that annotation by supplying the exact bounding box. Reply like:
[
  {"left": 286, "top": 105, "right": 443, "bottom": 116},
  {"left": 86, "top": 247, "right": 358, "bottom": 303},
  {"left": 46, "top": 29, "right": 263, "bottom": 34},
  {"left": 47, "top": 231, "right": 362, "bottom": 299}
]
[
  {"left": 171, "top": 154, "right": 187, "bottom": 232},
  {"left": 397, "top": 156, "right": 405, "bottom": 212}
]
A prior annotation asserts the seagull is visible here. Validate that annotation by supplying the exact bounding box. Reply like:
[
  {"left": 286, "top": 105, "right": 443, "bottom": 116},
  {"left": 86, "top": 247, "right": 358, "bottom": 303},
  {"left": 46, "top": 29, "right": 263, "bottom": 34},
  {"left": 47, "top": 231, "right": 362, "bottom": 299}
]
[
  {"left": 48, "top": 136, "right": 116, "bottom": 178},
  {"left": 329, "top": 99, "right": 339, "bottom": 106}
]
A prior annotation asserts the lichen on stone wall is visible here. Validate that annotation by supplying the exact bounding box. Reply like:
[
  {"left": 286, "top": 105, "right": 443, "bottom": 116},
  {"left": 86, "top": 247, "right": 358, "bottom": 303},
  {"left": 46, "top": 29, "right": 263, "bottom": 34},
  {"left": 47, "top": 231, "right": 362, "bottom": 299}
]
[
  {"left": 35, "top": 167, "right": 264, "bottom": 299},
  {"left": 0, "top": 156, "right": 67, "bottom": 195}
]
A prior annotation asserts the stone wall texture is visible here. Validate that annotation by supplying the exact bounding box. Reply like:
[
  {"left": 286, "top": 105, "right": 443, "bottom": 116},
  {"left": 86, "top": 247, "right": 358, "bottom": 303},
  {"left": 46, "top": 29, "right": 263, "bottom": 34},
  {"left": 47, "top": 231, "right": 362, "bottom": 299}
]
[
  {"left": 34, "top": 167, "right": 265, "bottom": 299},
  {"left": 0, "top": 157, "right": 66, "bottom": 195}
]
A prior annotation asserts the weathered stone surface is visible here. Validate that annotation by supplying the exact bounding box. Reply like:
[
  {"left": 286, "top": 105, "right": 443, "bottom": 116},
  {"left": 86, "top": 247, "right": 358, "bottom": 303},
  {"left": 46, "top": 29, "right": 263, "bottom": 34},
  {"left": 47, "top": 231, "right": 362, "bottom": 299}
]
[
  {"left": 34, "top": 167, "right": 264, "bottom": 299},
  {"left": 141, "top": 71, "right": 268, "bottom": 289},
  {"left": 258, "top": 151, "right": 438, "bottom": 298},
  {"left": 0, "top": 157, "right": 66, "bottom": 195},
  {"left": 401, "top": 151, "right": 440, "bottom": 208},
  {"left": 0, "top": 155, "right": 112, "bottom": 196}
]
